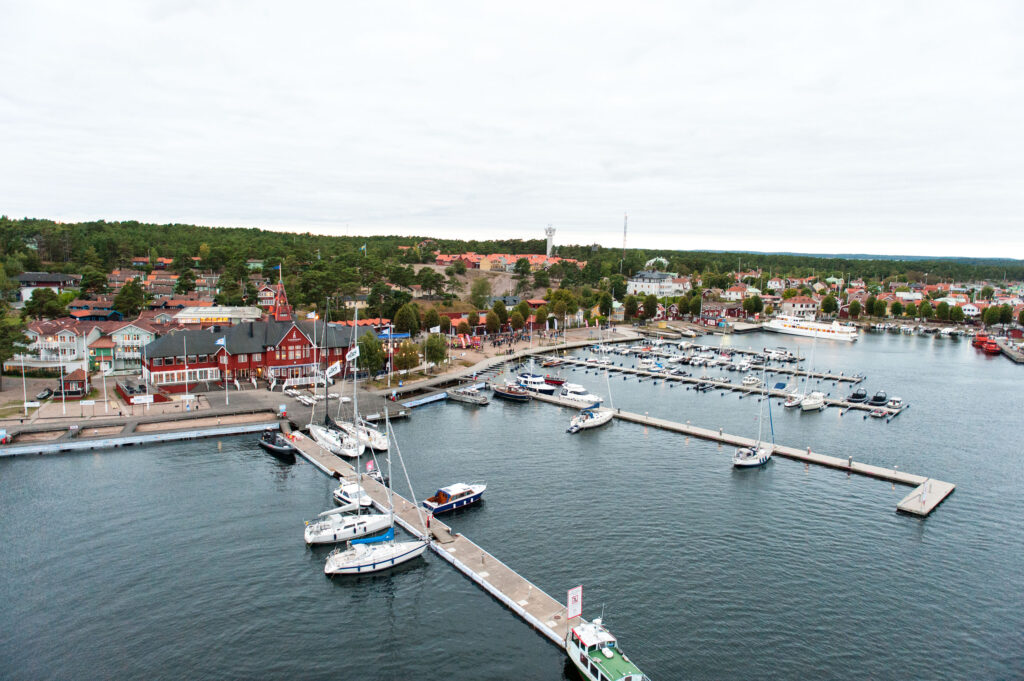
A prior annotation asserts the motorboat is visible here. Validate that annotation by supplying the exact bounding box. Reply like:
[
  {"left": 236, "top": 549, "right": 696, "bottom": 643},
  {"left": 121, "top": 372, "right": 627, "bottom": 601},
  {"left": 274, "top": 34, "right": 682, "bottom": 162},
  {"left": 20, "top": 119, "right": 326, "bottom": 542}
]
[
  {"left": 491, "top": 382, "right": 531, "bottom": 402},
  {"left": 870, "top": 407, "right": 887, "bottom": 418},
  {"left": 333, "top": 480, "right": 374, "bottom": 507},
  {"left": 517, "top": 373, "right": 557, "bottom": 395},
  {"left": 867, "top": 390, "right": 888, "bottom": 406},
  {"left": 982, "top": 340, "right": 1001, "bottom": 355},
  {"left": 800, "top": 391, "right": 826, "bottom": 412},
  {"left": 541, "top": 358, "right": 562, "bottom": 368},
  {"left": 846, "top": 388, "right": 868, "bottom": 403},
  {"left": 422, "top": 483, "right": 486, "bottom": 514},
  {"left": 567, "top": 407, "right": 614, "bottom": 433},
  {"left": 257, "top": 428, "right": 296, "bottom": 459},
  {"left": 636, "top": 357, "right": 659, "bottom": 370},
  {"left": 887, "top": 397, "right": 904, "bottom": 410},
  {"left": 323, "top": 528, "right": 428, "bottom": 575},
  {"left": 309, "top": 423, "right": 365, "bottom": 458},
  {"left": 741, "top": 375, "right": 761, "bottom": 387},
  {"left": 559, "top": 383, "right": 603, "bottom": 408},
  {"left": 447, "top": 386, "right": 489, "bottom": 405},
  {"left": 544, "top": 374, "right": 566, "bottom": 386},
  {"left": 566, "top": 618, "right": 650, "bottom": 681},
  {"left": 304, "top": 504, "right": 392, "bottom": 545}
]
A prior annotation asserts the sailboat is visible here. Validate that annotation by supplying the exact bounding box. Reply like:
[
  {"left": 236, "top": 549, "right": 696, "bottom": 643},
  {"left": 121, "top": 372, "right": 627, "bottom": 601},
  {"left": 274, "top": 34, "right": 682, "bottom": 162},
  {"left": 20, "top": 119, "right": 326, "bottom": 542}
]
[
  {"left": 309, "top": 304, "right": 365, "bottom": 458},
  {"left": 567, "top": 363, "right": 614, "bottom": 434},
  {"left": 324, "top": 417, "right": 429, "bottom": 575},
  {"left": 799, "top": 340, "right": 826, "bottom": 412},
  {"left": 303, "top": 497, "right": 392, "bottom": 545},
  {"left": 733, "top": 366, "right": 773, "bottom": 467},
  {"left": 331, "top": 307, "right": 389, "bottom": 451}
]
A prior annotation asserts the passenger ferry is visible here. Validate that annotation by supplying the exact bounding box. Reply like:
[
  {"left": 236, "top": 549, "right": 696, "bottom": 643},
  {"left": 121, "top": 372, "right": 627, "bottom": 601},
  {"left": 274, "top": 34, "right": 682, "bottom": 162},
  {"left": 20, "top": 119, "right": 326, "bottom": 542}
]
[{"left": 764, "top": 315, "right": 859, "bottom": 342}]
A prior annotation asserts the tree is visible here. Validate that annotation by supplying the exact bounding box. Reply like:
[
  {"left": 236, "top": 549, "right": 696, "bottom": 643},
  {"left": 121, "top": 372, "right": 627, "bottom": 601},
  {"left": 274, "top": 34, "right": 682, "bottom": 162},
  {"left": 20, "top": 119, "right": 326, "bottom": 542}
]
[
  {"left": 485, "top": 310, "right": 500, "bottom": 334},
  {"left": 510, "top": 310, "right": 525, "bottom": 330},
  {"left": 1018, "top": 308, "right": 1024, "bottom": 326},
  {"left": 980, "top": 285, "right": 994, "bottom": 300},
  {"left": 935, "top": 301, "right": 949, "bottom": 320},
  {"left": 425, "top": 333, "right": 447, "bottom": 370},
  {"left": 890, "top": 301, "right": 904, "bottom": 317},
  {"left": 492, "top": 300, "right": 508, "bottom": 326},
  {"left": 440, "top": 315, "right": 452, "bottom": 334},
  {"left": 552, "top": 300, "right": 568, "bottom": 326},
  {"left": 848, "top": 300, "right": 862, "bottom": 318},
  {"left": 999, "top": 304, "right": 1013, "bottom": 325},
  {"left": 533, "top": 269, "right": 550, "bottom": 289},
  {"left": 624, "top": 295, "right": 638, "bottom": 320},
  {"left": 79, "top": 267, "right": 108, "bottom": 296},
  {"left": 456, "top": 320, "right": 471, "bottom": 335},
  {"left": 689, "top": 296, "right": 702, "bottom": 316},
  {"left": 598, "top": 291, "right": 613, "bottom": 318},
  {"left": 514, "top": 300, "right": 530, "bottom": 320},
  {"left": 175, "top": 268, "right": 196, "bottom": 294},
  {"left": 873, "top": 299, "right": 888, "bottom": 317},
  {"left": 533, "top": 305, "right": 548, "bottom": 325},
  {"left": 514, "top": 258, "right": 531, "bottom": 277},
  {"left": 82, "top": 245, "right": 103, "bottom": 270},
  {"left": 0, "top": 319, "right": 30, "bottom": 390},
  {"left": 356, "top": 331, "right": 385, "bottom": 376},
  {"left": 23, "top": 288, "right": 67, "bottom": 319},
  {"left": 642, "top": 294, "right": 658, "bottom": 320},
  {"left": 423, "top": 308, "right": 441, "bottom": 332},
  {"left": 394, "top": 304, "right": 420, "bottom": 335},
  {"left": 983, "top": 305, "right": 1001, "bottom": 326},
  {"left": 470, "top": 278, "right": 492, "bottom": 309},
  {"left": 950, "top": 305, "right": 965, "bottom": 323},
  {"left": 609, "top": 274, "right": 627, "bottom": 301},
  {"left": 451, "top": 260, "right": 467, "bottom": 275},
  {"left": 918, "top": 301, "right": 933, "bottom": 319},
  {"left": 468, "top": 311, "right": 480, "bottom": 328},
  {"left": 820, "top": 295, "right": 838, "bottom": 315},
  {"left": 393, "top": 340, "right": 420, "bottom": 372}
]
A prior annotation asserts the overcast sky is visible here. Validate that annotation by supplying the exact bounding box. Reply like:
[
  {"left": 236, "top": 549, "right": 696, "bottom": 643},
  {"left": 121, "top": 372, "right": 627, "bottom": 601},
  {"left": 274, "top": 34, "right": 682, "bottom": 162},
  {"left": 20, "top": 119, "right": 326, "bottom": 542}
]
[{"left": 2, "top": 1, "right": 1022, "bottom": 258}]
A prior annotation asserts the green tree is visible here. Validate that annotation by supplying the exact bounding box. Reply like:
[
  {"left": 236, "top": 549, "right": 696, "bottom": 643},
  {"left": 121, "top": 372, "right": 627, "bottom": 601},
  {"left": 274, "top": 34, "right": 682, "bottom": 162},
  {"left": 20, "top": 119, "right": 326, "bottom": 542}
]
[
  {"left": 1018, "top": 308, "right": 1024, "bottom": 326},
  {"left": 918, "top": 301, "right": 933, "bottom": 319},
  {"left": 393, "top": 340, "right": 420, "bottom": 371},
  {"left": 423, "top": 308, "right": 441, "bottom": 332},
  {"left": 598, "top": 291, "right": 613, "bottom": 318},
  {"left": 533, "top": 305, "right": 548, "bottom": 326},
  {"left": 935, "top": 301, "right": 949, "bottom": 320},
  {"left": 950, "top": 305, "right": 965, "bottom": 323},
  {"left": 175, "top": 268, "right": 196, "bottom": 294},
  {"left": 82, "top": 245, "right": 103, "bottom": 270},
  {"left": 440, "top": 315, "right": 452, "bottom": 334},
  {"left": 514, "top": 300, "right": 530, "bottom": 320},
  {"left": 394, "top": 304, "right": 420, "bottom": 335},
  {"left": 79, "top": 267, "right": 108, "bottom": 296},
  {"left": 873, "top": 299, "right": 888, "bottom": 317},
  {"left": 425, "top": 333, "right": 447, "bottom": 370},
  {"left": 624, "top": 295, "right": 639, "bottom": 320},
  {"left": 904, "top": 302, "right": 917, "bottom": 318},
  {"left": 999, "top": 304, "right": 1012, "bottom": 325},
  {"left": 642, "top": 294, "right": 658, "bottom": 320},
  {"left": 689, "top": 296, "right": 702, "bottom": 316},
  {"left": 552, "top": 300, "right": 568, "bottom": 326},
  {"left": 470, "top": 278, "right": 492, "bottom": 309},
  {"left": 485, "top": 310, "right": 500, "bottom": 334},
  {"left": 113, "top": 278, "right": 145, "bottom": 317},
  {"left": 514, "top": 258, "right": 531, "bottom": 277},
  {"left": 452, "top": 260, "right": 467, "bottom": 275},
  {"left": 23, "top": 288, "right": 66, "bottom": 319},
  {"left": 820, "top": 295, "right": 838, "bottom": 315},
  {"left": 533, "top": 269, "right": 550, "bottom": 289},
  {"left": 456, "top": 320, "right": 471, "bottom": 335},
  {"left": 890, "top": 301, "right": 904, "bottom": 317},
  {"left": 609, "top": 274, "right": 627, "bottom": 301},
  {"left": 492, "top": 300, "right": 509, "bottom": 326},
  {"left": 980, "top": 285, "right": 994, "bottom": 300},
  {"left": 356, "top": 331, "right": 385, "bottom": 376},
  {"left": 510, "top": 310, "right": 525, "bottom": 330},
  {"left": 468, "top": 310, "right": 480, "bottom": 328},
  {"left": 983, "top": 305, "right": 1001, "bottom": 326},
  {"left": 0, "top": 319, "right": 30, "bottom": 390},
  {"left": 848, "top": 300, "right": 862, "bottom": 318}
]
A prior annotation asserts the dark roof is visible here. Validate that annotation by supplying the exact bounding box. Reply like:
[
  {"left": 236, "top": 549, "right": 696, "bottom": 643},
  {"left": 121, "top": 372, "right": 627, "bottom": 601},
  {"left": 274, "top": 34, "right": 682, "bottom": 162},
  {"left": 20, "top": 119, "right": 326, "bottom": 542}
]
[
  {"left": 486, "top": 295, "right": 521, "bottom": 307},
  {"left": 17, "top": 271, "right": 81, "bottom": 284},
  {"left": 143, "top": 319, "right": 374, "bottom": 358}
]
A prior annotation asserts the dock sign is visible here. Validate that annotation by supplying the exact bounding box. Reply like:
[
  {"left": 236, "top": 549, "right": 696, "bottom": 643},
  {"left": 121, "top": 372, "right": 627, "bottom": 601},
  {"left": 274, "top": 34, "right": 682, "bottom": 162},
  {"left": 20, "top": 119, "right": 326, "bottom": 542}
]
[{"left": 567, "top": 585, "right": 583, "bottom": 620}]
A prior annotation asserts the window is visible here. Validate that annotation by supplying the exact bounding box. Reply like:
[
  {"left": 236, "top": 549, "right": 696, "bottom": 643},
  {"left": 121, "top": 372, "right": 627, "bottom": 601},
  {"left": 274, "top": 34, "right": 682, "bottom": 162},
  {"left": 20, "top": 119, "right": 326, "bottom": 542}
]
[
  {"left": 197, "top": 354, "right": 208, "bottom": 363},
  {"left": 252, "top": 353, "right": 261, "bottom": 362},
  {"left": 238, "top": 354, "right": 247, "bottom": 362},
  {"left": 153, "top": 357, "right": 163, "bottom": 366}
]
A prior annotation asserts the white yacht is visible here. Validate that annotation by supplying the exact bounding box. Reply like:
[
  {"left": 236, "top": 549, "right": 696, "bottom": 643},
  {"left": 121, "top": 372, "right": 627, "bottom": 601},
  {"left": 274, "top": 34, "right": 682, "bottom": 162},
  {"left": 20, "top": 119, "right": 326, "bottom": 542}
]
[
  {"left": 304, "top": 504, "right": 392, "bottom": 545},
  {"left": 309, "top": 423, "right": 364, "bottom": 458},
  {"left": 765, "top": 315, "right": 859, "bottom": 342},
  {"left": 784, "top": 391, "right": 805, "bottom": 408},
  {"left": 800, "top": 391, "right": 826, "bottom": 412},
  {"left": 323, "top": 528, "right": 427, "bottom": 575},
  {"left": 741, "top": 375, "right": 761, "bottom": 387},
  {"left": 517, "top": 373, "right": 557, "bottom": 395},
  {"left": 559, "top": 383, "right": 604, "bottom": 408},
  {"left": 333, "top": 480, "right": 373, "bottom": 507},
  {"left": 567, "top": 407, "right": 614, "bottom": 433}
]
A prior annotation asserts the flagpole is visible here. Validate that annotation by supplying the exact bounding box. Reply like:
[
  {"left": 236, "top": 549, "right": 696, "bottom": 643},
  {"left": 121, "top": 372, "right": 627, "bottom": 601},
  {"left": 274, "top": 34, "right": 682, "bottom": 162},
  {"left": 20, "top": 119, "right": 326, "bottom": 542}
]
[{"left": 21, "top": 352, "right": 27, "bottom": 417}]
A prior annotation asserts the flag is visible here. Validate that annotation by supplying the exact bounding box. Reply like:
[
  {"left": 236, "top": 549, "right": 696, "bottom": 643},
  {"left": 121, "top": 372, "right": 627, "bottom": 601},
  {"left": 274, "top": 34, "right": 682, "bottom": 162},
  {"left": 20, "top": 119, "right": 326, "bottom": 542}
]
[
  {"left": 215, "top": 337, "right": 226, "bottom": 346},
  {"left": 429, "top": 325, "right": 440, "bottom": 333},
  {"left": 366, "top": 459, "right": 375, "bottom": 473},
  {"left": 306, "top": 311, "right": 317, "bottom": 319},
  {"left": 325, "top": 360, "right": 342, "bottom": 378},
  {"left": 347, "top": 345, "right": 360, "bottom": 361},
  {"left": 360, "top": 243, "right": 367, "bottom": 253}
]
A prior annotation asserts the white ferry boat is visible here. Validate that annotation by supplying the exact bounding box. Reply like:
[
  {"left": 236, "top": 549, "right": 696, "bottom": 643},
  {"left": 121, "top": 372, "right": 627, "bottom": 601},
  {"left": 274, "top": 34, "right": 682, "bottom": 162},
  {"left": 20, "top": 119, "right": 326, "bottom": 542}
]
[{"left": 764, "top": 315, "right": 859, "bottom": 342}]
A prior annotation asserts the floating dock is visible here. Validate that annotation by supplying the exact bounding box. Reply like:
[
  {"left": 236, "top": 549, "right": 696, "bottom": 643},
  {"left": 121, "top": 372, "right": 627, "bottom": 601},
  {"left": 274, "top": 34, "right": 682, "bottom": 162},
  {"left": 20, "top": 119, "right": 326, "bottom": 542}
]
[
  {"left": 529, "top": 391, "right": 954, "bottom": 517},
  {"left": 995, "top": 338, "right": 1024, "bottom": 364},
  {"left": 287, "top": 429, "right": 577, "bottom": 647}
]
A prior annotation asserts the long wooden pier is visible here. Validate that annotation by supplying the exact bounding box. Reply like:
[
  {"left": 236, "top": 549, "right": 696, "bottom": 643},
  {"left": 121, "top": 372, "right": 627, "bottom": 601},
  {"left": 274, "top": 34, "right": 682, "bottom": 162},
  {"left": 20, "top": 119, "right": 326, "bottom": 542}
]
[
  {"left": 286, "top": 428, "right": 577, "bottom": 647},
  {"left": 529, "top": 391, "right": 954, "bottom": 517}
]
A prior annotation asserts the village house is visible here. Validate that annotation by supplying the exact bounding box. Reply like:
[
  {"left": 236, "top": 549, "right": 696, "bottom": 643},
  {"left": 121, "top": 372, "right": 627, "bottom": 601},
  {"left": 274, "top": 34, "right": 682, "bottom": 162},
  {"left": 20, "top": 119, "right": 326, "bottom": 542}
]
[
  {"left": 780, "top": 296, "right": 819, "bottom": 318},
  {"left": 15, "top": 271, "right": 82, "bottom": 303}
]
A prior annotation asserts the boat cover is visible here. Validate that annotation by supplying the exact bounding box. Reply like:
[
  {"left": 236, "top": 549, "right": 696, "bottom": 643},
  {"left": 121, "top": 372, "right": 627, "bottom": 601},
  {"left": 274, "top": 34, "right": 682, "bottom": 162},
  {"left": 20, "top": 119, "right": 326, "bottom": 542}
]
[{"left": 352, "top": 528, "right": 394, "bottom": 545}]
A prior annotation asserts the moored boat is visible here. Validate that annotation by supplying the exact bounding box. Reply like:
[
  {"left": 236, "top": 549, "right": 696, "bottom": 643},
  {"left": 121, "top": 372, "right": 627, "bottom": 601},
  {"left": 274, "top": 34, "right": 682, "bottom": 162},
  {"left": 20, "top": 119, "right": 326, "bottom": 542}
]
[
  {"left": 566, "top": 619, "right": 650, "bottom": 681},
  {"left": 491, "top": 382, "right": 532, "bottom": 402},
  {"left": 741, "top": 375, "right": 761, "bottom": 387},
  {"left": 887, "top": 397, "right": 904, "bottom": 410},
  {"left": 541, "top": 358, "right": 562, "bottom": 368},
  {"left": 304, "top": 504, "right": 392, "bottom": 545},
  {"left": 309, "top": 423, "right": 364, "bottom": 458},
  {"left": 422, "top": 483, "right": 486, "bottom": 514},
  {"left": 846, "top": 388, "right": 868, "bottom": 403},
  {"left": 800, "top": 391, "right": 826, "bottom": 412},
  {"left": 559, "top": 383, "right": 604, "bottom": 408},
  {"left": 764, "top": 314, "right": 859, "bottom": 341},
  {"left": 867, "top": 390, "right": 888, "bottom": 406},
  {"left": 567, "top": 407, "right": 614, "bottom": 433},
  {"left": 257, "top": 428, "right": 296, "bottom": 459},
  {"left": 517, "top": 373, "right": 557, "bottom": 395},
  {"left": 323, "top": 528, "right": 428, "bottom": 575},
  {"left": 448, "top": 386, "right": 489, "bottom": 405},
  {"left": 784, "top": 391, "right": 804, "bottom": 408},
  {"left": 543, "top": 374, "right": 566, "bottom": 386},
  {"left": 333, "top": 480, "right": 374, "bottom": 507},
  {"left": 982, "top": 340, "right": 1001, "bottom": 355}
]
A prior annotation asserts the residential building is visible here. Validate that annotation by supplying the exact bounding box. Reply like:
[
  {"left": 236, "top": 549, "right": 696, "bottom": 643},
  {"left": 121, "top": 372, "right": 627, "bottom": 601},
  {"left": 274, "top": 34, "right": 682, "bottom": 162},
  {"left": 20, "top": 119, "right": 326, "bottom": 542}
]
[
  {"left": 15, "top": 272, "right": 82, "bottom": 302},
  {"left": 173, "top": 306, "right": 263, "bottom": 327},
  {"left": 780, "top": 296, "right": 819, "bottom": 318}
]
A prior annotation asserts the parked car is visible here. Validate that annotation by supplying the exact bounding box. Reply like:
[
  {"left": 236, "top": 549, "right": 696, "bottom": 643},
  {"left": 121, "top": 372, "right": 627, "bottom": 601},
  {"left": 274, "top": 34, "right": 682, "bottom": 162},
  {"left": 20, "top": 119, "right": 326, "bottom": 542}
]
[{"left": 35, "top": 388, "right": 53, "bottom": 400}]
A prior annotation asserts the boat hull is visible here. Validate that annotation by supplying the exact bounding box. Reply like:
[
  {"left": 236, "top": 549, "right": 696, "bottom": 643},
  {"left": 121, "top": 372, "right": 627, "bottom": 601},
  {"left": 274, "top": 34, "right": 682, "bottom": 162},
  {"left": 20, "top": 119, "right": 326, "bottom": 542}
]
[
  {"left": 324, "top": 541, "right": 427, "bottom": 575},
  {"left": 258, "top": 438, "right": 296, "bottom": 459},
  {"left": 733, "top": 446, "right": 772, "bottom": 467},
  {"left": 305, "top": 513, "right": 392, "bottom": 545},
  {"left": 422, "top": 491, "right": 484, "bottom": 514},
  {"left": 491, "top": 385, "right": 531, "bottom": 402},
  {"left": 765, "top": 316, "right": 859, "bottom": 342}
]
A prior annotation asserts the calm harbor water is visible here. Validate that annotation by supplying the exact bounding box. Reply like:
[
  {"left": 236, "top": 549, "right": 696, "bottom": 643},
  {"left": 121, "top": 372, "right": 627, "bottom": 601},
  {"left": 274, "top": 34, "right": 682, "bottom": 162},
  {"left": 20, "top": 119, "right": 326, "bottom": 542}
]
[{"left": 2, "top": 331, "right": 1022, "bottom": 679}]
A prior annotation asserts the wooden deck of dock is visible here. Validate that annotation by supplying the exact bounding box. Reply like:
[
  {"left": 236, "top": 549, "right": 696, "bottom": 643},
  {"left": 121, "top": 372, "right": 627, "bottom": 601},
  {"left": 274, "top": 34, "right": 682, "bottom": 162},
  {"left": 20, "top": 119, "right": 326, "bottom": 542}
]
[
  {"left": 995, "top": 338, "right": 1024, "bottom": 363},
  {"left": 287, "top": 429, "right": 576, "bottom": 647},
  {"left": 529, "top": 392, "right": 954, "bottom": 517}
]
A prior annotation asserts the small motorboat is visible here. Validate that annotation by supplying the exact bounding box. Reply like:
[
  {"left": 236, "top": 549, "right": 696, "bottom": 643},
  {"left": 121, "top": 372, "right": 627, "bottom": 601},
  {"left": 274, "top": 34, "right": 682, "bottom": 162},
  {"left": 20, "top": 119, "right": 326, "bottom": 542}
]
[
  {"left": 448, "top": 386, "right": 489, "bottom": 405},
  {"left": 800, "top": 391, "right": 826, "bottom": 412},
  {"left": 971, "top": 333, "right": 989, "bottom": 348},
  {"left": 567, "top": 407, "right": 614, "bottom": 433},
  {"left": 870, "top": 408, "right": 887, "bottom": 418},
  {"left": 982, "top": 340, "right": 1001, "bottom": 355},
  {"left": 846, "top": 388, "right": 868, "bottom": 403},
  {"left": 867, "top": 390, "right": 888, "bottom": 406},
  {"left": 323, "top": 528, "right": 427, "bottom": 575},
  {"left": 733, "top": 444, "right": 772, "bottom": 468},
  {"left": 543, "top": 374, "right": 566, "bottom": 386},
  {"left": 887, "top": 397, "right": 904, "bottom": 410},
  {"left": 304, "top": 504, "right": 392, "bottom": 545},
  {"left": 422, "top": 483, "right": 486, "bottom": 514},
  {"left": 257, "top": 428, "right": 296, "bottom": 459},
  {"left": 741, "top": 375, "right": 761, "bottom": 387},
  {"left": 541, "top": 358, "right": 562, "bottom": 368},
  {"left": 517, "top": 373, "right": 557, "bottom": 395},
  {"left": 333, "top": 480, "right": 374, "bottom": 507},
  {"left": 491, "top": 382, "right": 532, "bottom": 402}
]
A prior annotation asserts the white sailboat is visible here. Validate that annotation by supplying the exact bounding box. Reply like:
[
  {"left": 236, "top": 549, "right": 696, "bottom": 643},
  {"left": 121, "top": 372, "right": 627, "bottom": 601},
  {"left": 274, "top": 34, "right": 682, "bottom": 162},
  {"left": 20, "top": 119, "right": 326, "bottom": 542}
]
[
  {"left": 734, "top": 366, "right": 773, "bottom": 468},
  {"left": 332, "top": 307, "right": 389, "bottom": 452},
  {"left": 799, "top": 338, "right": 826, "bottom": 412},
  {"left": 324, "top": 416, "right": 428, "bottom": 576},
  {"left": 303, "top": 501, "right": 392, "bottom": 545},
  {"left": 567, "top": 362, "right": 615, "bottom": 433},
  {"left": 309, "top": 423, "right": 364, "bottom": 458}
]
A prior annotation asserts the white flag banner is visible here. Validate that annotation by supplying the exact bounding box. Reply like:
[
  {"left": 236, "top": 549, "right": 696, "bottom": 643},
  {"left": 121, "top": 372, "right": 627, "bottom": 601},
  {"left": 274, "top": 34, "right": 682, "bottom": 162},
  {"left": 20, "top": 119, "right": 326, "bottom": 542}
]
[
  {"left": 429, "top": 325, "right": 441, "bottom": 333},
  {"left": 567, "top": 585, "right": 583, "bottom": 620},
  {"left": 346, "top": 345, "right": 360, "bottom": 362},
  {"left": 325, "top": 360, "right": 342, "bottom": 378}
]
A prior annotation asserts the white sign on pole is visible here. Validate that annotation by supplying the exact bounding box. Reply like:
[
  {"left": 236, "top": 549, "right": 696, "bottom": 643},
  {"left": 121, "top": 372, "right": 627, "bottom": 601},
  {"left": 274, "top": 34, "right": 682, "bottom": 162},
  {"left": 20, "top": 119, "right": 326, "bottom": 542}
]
[
  {"left": 346, "top": 346, "right": 360, "bottom": 362},
  {"left": 80, "top": 400, "right": 96, "bottom": 406},
  {"left": 325, "top": 360, "right": 342, "bottom": 378},
  {"left": 181, "top": 394, "right": 196, "bottom": 402},
  {"left": 24, "top": 401, "right": 40, "bottom": 408},
  {"left": 567, "top": 585, "right": 583, "bottom": 620},
  {"left": 132, "top": 394, "right": 155, "bottom": 404}
]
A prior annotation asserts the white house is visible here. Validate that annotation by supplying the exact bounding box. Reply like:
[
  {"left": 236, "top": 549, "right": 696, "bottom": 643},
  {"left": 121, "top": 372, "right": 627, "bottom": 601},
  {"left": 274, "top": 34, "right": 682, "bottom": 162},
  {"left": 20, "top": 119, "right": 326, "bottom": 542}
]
[
  {"left": 895, "top": 291, "right": 923, "bottom": 302},
  {"left": 780, "top": 296, "right": 819, "bottom": 318},
  {"left": 16, "top": 272, "right": 82, "bottom": 303}
]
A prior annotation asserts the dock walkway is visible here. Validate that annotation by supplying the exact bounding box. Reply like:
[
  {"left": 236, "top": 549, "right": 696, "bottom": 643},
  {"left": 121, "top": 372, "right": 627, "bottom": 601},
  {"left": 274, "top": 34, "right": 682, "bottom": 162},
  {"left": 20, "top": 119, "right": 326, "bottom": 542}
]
[
  {"left": 288, "top": 431, "right": 575, "bottom": 647},
  {"left": 995, "top": 338, "right": 1024, "bottom": 364},
  {"left": 529, "top": 391, "right": 953, "bottom": 517}
]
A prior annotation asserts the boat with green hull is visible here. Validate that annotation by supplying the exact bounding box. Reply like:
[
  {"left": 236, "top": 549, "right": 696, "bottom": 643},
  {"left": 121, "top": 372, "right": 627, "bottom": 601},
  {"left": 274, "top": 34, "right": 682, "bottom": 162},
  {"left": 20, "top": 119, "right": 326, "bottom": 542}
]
[{"left": 566, "top": 619, "right": 649, "bottom": 681}]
